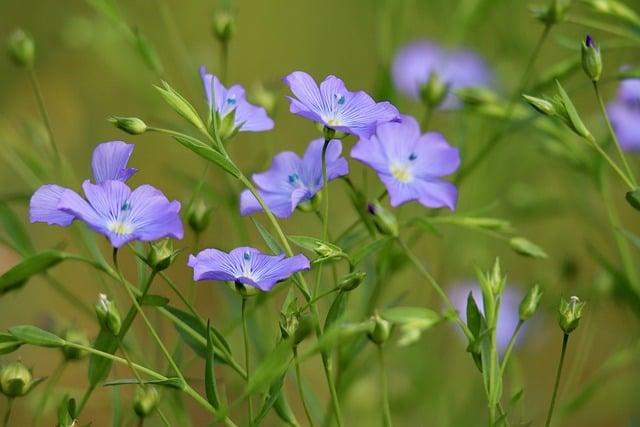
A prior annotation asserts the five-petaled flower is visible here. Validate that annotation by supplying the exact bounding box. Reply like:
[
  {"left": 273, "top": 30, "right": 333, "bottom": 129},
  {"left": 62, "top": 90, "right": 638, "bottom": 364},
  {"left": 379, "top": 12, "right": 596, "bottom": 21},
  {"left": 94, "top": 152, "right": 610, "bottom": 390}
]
[
  {"left": 283, "top": 71, "right": 399, "bottom": 138},
  {"left": 240, "top": 138, "right": 349, "bottom": 218},
  {"left": 29, "top": 141, "right": 183, "bottom": 247},
  {"left": 188, "top": 246, "right": 310, "bottom": 291},
  {"left": 200, "top": 65, "right": 274, "bottom": 138},
  {"left": 351, "top": 115, "right": 460, "bottom": 210},
  {"left": 392, "top": 40, "right": 493, "bottom": 109},
  {"left": 607, "top": 78, "right": 640, "bottom": 151}
]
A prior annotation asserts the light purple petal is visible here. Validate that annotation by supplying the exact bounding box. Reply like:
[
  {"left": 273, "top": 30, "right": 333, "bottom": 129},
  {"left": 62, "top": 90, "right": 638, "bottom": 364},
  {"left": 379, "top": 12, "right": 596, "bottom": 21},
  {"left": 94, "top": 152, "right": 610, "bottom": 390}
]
[
  {"left": 411, "top": 132, "right": 461, "bottom": 178},
  {"left": 126, "top": 184, "right": 183, "bottom": 243},
  {"left": 252, "top": 151, "right": 303, "bottom": 193},
  {"left": 250, "top": 253, "right": 310, "bottom": 291},
  {"left": 188, "top": 249, "right": 238, "bottom": 282},
  {"left": 392, "top": 40, "right": 444, "bottom": 99},
  {"left": 91, "top": 141, "right": 137, "bottom": 183},
  {"left": 57, "top": 183, "right": 105, "bottom": 233},
  {"left": 283, "top": 71, "right": 324, "bottom": 117},
  {"left": 235, "top": 101, "right": 275, "bottom": 132},
  {"left": 200, "top": 65, "right": 214, "bottom": 108},
  {"left": 29, "top": 185, "right": 76, "bottom": 226},
  {"left": 608, "top": 101, "right": 640, "bottom": 151},
  {"left": 415, "top": 180, "right": 458, "bottom": 210},
  {"left": 301, "top": 138, "right": 349, "bottom": 188}
]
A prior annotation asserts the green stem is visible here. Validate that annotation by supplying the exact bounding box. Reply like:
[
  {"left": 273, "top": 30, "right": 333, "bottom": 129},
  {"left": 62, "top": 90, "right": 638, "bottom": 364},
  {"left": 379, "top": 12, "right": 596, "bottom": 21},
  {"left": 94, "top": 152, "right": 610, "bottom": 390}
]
[
  {"left": 321, "top": 138, "right": 331, "bottom": 243},
  {"left": 395, "top": 238, "right": 473, "bottom": 340},
  {"left": 241, "top": 297, "right": 253, "bottom": 423},
  {"left": 3, "top": 398, "right": 12, "bottom": 427},
  {"left": 220, "top": 40, "right": 230, "bottom": 84},
  {"left": 584, "top": 135, "right": 634, "bottom": 190},
  {"left": 593, "top": 81, "right": 637, "bottom": 187},
  {"left": 27, "top": 67, "right": 60, "bottom": 162},
  {"left": 499, "top": 320, "right": 524, "bottom": 380},
  {"left": 545, "top": 334, "right": 570, "bottom": 427},
  {"left": 377, "top": 345, "right": 392, "bottom": 427},
  {"left": 293, "top": 346, "right": 315, "bottom": 427},
  {"left": 421, "top": 106, "right": 433, "bottom": 130},
  {"left": 32, "top": 360, "right": 66, "bottom": 426}
]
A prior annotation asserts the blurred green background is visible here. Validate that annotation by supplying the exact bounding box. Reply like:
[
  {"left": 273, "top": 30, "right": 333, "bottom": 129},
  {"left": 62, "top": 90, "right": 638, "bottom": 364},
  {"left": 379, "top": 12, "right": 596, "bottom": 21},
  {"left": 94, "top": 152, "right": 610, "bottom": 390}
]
[{"left": 2, "top": 0, "right": 640, "bottom": 426}]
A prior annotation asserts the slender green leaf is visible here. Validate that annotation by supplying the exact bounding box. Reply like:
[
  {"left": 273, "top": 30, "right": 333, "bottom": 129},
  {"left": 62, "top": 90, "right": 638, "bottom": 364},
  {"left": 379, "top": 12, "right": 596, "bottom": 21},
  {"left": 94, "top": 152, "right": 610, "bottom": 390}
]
[
  {"left": 350, "top": 237, "right": 392, "bottom": 266},
  {"left": 205, "top": 321, "right": 220, "bottom": 408},
  {"left": 140, "top": 294, "right": 170, "bottom": 307},
  {"left": 0, "top": 250, "right": 70, "bottom": 295},
  {"left": 0, "top": 202, "right": 34, "bottom": 256},
  {"left": 0, "top": 333, "right": 23, "bottom": 354},
  {"left": 245, "top": 339, "right": 293, "bottom": 396},
  {"left": 103, "top": 378, "right": 184, "bottom": 389},
  {"left": 9, "top": 325, "right": 65, "bottom": 348},
  {"left": 509, "top": 237, "right": 548, "bottom": 259},
  {"left": 171, "top": 134, "right": 240, "bottom": 178}
]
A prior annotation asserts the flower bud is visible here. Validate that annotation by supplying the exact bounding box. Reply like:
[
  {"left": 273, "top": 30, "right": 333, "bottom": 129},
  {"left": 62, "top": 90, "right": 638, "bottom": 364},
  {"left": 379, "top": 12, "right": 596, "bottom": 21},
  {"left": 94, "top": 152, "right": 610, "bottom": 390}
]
[
  {"left": 212, "top": 11, "right": 236, "bottom": 43},
  {"left": 109, "top": 116, "right": 147, "bottom": 135},
  {"left": 581, "top": 35, "right": 602, "bottom": 82},
  {"left": 519, "top": 284, "right": 543, "bottom": 321},
  {"left": 367, "top": 313, "right": 392, "bottom": 345},
  {"left": 419, "top": 72, "right": 449, "bottom": 109},
  {"left": 293, "top": 314, "right": 313, "bottom": 345},
  {"left": 95, "top": 293, "right": 122, "bottom": 335},
  {"left": 367, "top": 201, "right": 399, "bottom": 237},
  {"left": 532, "top": 0, "right": 571, "bottom": 25},
  {"left": 558, "top": 295, "right": 585, "bottom": 334},
  {"left": 7, "top": 29, "right": 34, "bottom": 68},
  {"left": 234, "top": 281, "right": 260, "bottom": 297},
  {"left": 523, "top": 94, "right": 557, "bottom": 116},
  {"left": 625, "top": 188, "right": 640, "bottom": 211},
  {"left": 0, "top": 361, "right": 33, "bottom": 398},
  {"left": 133, "top": 386, "right": 159, "bottom": 418},
  {"left": 61, "top": 328, "right": 90, "bottom": 361},
  {"left": 187, "top": 199, "right": 212, "bottom": 234},
  {"left": 456, "top": 87, "right": 500, "bottom": 107},
  {"left": 147, "top": 239, "right": 177, "bottom": 272},
  {"left": 338, "top": 271, "right": 366, "bottom": 292},
  {"left": 249, "top": 83, "right": 278, "bottom": 118}
]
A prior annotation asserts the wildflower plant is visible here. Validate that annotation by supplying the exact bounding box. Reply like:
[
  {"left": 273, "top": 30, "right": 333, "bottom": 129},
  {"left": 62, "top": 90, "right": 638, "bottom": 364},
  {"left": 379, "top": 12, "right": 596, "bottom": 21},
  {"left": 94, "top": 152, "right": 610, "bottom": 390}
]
[{"left": 2, "top": 1, "right": 640, "bottom": 426}]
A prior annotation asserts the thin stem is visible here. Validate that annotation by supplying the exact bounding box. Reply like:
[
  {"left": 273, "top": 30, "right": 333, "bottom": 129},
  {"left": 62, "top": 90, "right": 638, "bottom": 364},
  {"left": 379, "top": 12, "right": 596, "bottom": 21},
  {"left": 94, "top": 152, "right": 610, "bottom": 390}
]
[
  {"left": 545, "top": 334, "right": 570, "bottom": 427},
  {"left": 421, "top": 106, "right": 433, "bottom": 130},
  {"left": 27, "top": 67, "right": 60, "bottom": 162},
  {"left": 395, "top": 238, "right": 473, "bottom": 340},
  {"left": 220, "top": 40, "right": 230, "bottom": 84},
  {"left": 584, "top": 135, "right": 634, "bottom": 190},
  {"left": 32, "top": 360, "right": 66, "bottom": 426},
  {"left": 293, "top": 346, "right": 315, "bottom": 427},
  {"left": 242, "top": 297, "right": 253, "bottom": 423},
  {"left": 593, "top": 81, "right": 637, "bottom": 187},
  {"left": 3, "top": 399, "right": 12, "bottom": 427},
  {"left": 377, "top": 345, "right": 392, "bottom": 427},
  {"left": 321, "top": 138, "right": 331, "bottom": 243},
  {"left": 499, "top": 320, "right": 524, "bottom": 380}
]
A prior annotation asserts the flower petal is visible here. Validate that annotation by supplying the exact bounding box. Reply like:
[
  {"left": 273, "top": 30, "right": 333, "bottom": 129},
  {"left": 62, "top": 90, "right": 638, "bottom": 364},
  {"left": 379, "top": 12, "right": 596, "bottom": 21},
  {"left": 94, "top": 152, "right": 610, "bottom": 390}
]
[
  {"left": 126, "top": 184, "right": 183, "bottom": 242},
  {"left": 29, "top": 184, "right": 76, "bottom": 226},
  {"left": 411, "top": 132, "right": 461, "bottom": 178},
  {"left": 251, "top": 253, "right": 310, "bottom": 291},
  {"left": 283, "top": 71, "right": 324, "bottom": 117},
  {"left": 91, "top": 141, "right": 137, "bottom": 183},
  {"left": 188, "top": 249, "right": 238, "bottom": 282}
]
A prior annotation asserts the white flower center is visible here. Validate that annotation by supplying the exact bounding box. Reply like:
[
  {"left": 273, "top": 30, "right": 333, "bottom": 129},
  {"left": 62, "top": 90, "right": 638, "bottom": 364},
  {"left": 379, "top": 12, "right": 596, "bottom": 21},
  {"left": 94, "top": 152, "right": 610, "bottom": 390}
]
[
  {"left": 390, "top": 162, "right": 414, "bottom": 183},
  {"left": 107, "top": 220, "right": 133, "bottom": 236}
]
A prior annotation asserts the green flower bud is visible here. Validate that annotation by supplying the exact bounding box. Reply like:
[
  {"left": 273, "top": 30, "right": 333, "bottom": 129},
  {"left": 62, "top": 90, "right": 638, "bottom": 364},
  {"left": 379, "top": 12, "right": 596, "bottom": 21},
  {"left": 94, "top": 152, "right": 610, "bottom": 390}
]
[
  {"left": 234, "top": 281, "right": 260, "bottom": 298},
  {"left": 293, "top": 314, "right": 313, "bottom": 345},
  {"left": 558, "top": 295, "right": 585, "bottom": 334},
  {"left": 367, "top": 201, "right": 399, "bottom": 237},
  {"left": 532, "top": 0, "right": 571, "bottom": 25},
  {"left": 519, "top": 284, "right": 543, "bottom": 321},
  {"left": 338, "top": 271, "right": 366, "bottom": 292},
  {"left": 456, "top": 87, "right": 500, "bottom": 107},
  {"left": 109, "top": 116, "right": 147, "bottom": 135},
  {"left": 625, "top": 188, "right": 640, "bottom": 211},
  {"left": 61, "top": 328, "right": 90, "bottom": 361},
  {"left": 147, "top": 239, "right": 178, "bottom": 272},
  {"left": 187, "top": 199, "right": 212, "bottom": 234},
  {"left": 0, "top": 361, "right": 33, "bottom": 398},
  {"left": 216, "top": 109, "right": 239, "bottom": 141},
  {"left": 297, "top": 192, "right": 322, "bottom": 213},
  {"left": 95, "top": 293, "right": 122, "bottom": 335},
  {"left": 581, "top": 35, "right": 602, "bottom": 82},
  {"left": 419, "top": 72, "right": 449, "bottom": 109},
  {"left": 7, "top": 29, "right": 34, "bottom": 68},
  {"left": 212, "top": 11, "right": 236, "bottom": 43},
  {"left": 133, "top": 386, "right": 160, "bottom": 418},
  {"left": 523, "top": 94, "right": 557, "bottom": 116},
  {"left": 368, "top": 313, "right": 392, "bottom": 345},
  {"left": 249, "top": 83, "right": 278, "bottom": 117}
]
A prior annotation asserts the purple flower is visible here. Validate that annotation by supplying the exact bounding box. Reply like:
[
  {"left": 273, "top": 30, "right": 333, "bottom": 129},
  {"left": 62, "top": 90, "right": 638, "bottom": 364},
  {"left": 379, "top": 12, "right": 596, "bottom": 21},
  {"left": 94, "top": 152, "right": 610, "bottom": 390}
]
[
  {"left": 188, "top": 246, "right": 310, "bottom": 291},
  {"left": 199, "top": 65, "right": 274, "bottom": 135},
  {"left": 449, "top": 282, "right": 525, "bottom": 353},
  {"left": 392, "top": 40, "right": 493, "bottom": 109},
  {"left": 607, "top": 78, "right": 640, "bottom": 151},
  {"left": 283, "top": 71, "right": 399, "bottom": 138},
  {"left": 240, "top": 138, "right": 349, "bottom": 218},
  {"left": 351, "top": 115, "right": 459, "bottom": 210},
  {"left": 29, "top": 142, "right": 183, "bottom": 247},
  {"left": 30, "top": 141, "right": 137, "bottom": 227}
]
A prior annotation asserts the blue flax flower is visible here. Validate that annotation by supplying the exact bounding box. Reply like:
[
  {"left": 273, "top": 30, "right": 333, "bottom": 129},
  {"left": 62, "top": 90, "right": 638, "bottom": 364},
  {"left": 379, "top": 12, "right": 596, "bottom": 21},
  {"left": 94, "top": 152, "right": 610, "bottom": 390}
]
[
  {"left": 188, "top": 246, "right": 310, "bottom": 292},
  {"left": 608, "top": 78, "right": 640, "bottom": 151}
]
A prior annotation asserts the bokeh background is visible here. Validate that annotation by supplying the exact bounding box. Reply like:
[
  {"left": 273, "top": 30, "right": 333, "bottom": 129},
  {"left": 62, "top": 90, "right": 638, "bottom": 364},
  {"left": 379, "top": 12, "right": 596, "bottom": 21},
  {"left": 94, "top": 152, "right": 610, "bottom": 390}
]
[{"left": 2, "top": 0, "right": 640, "bottom": 426}]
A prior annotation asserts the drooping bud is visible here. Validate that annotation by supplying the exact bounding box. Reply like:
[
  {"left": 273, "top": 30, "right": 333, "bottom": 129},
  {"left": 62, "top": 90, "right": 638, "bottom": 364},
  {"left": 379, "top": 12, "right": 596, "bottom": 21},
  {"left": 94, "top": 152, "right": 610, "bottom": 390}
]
[
  {"left": 367, "top": 201, "right": 399, "bottom": 237},
  {"left": 367, "top": 313, "right": 392, "bottom": 345},
  {"left": 581, "top": 35, "right": 602, "bottom": 82},
  {"left": 61, "top": 328, "right": 90, "bottom": 361},
  {"left": 95, "top": 293, "right": 122, "bottom": 335},
  {"left": 249, "top": 83, "right": 278, "bottom": 118},
  {"left": 338, "top": 271, "right": 366, "bottom": 292},
  {"left": 187, "top": 199, "right": 212, "bottom": 234},
  {"left": 133, "top": 386, "right": 160, "bottom": 418},
  {"left": 558, "top": 295, "right": 585, "bottom": 334},
  {"left": 7, "top": 29, "right": 34, "bottom": 68},
  {"left": 0, "top": 361, "right": 33, "bottom": 398},
  {"left": 419, "top": 72, "right": 449, "bottom": 109},
  {"left": 147, "top": 239, "right": 178, "bottom": 272},
  {"left": 519, "top": 284, "right": 543, "bottom": 321},
  {"left": 109, "top": 116, "right": 147, "bottom": 135},
  {"left": 212, "top": 11, "right": 236, "bottom": 43}
]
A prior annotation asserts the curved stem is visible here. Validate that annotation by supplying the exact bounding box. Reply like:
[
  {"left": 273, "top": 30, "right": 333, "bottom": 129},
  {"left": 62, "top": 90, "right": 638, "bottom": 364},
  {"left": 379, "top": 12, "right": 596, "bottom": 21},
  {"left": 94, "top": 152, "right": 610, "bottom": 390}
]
[
  {"left": 28, "top": 67, "right": 60, "bottom": 162},
  {"left": 584, "top": 135, "right": 634, "bottom": 190},
  {"left": 499, "top": 320, "right": 524, "bottom": 380},
  {"left": 3, "top": 399, "right": 12, "bottom": 427},
  {"left": 293, "top": 346, "right": 315, "bottom": 427},
  {"left": 241, "top": 297, "right": 253, "bottom": 423},
  {"left": 545, "top": 334, "right": 570, "bottom": 427},
  {"left": 377, "top": 345, "right": 392, "bottom": 427},
  {"left": 593, "top": 81, "right": 637, "bottom": 187}
]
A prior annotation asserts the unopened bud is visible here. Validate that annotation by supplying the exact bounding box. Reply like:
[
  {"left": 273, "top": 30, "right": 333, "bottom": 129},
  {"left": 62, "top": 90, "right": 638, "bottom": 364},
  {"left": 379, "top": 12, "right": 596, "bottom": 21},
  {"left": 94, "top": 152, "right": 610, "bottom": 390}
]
[
  {"left": 212, "top": 12, "right": 236, "bottom": 43},
  {"left": 133, "top": 386, "right": 160, "bottom": 418},
  {"left": 95, "top": 294, "right": 122, "bottom": 335},
  {"left": 558, "top": 295, "right": 585, "bottom": 334},
  {"left": 7, "top": 29, "right": 34, "bottom": 68},
  {"left": 367, "top": 201, "right": 399, "bottom": 237},
  {"left": 61, "top": 328, "right": 90, "bottom": 361},
  {"left": 147, "top": 239, "right": 177, "bottom": 272},
  {"left": 368, "top": 313, "right": 392, "bottom": 345},
  {"left": 523, "top": 94, "right": 557, "bottom": 116},
  {"left": 187, "top": 199, "right": 212, "bottom": 234},
  {"left": 625, "top": 188, "right": 640, "bottom": 211},
  {"left": 532, "top": 0, "right": 571, "bottom": 25},
  {"left": 234, "top": 281, "right": 260, "bottom": 297},
  {"left": 581, "top": 35, "right": 602, "bottom": 82},
  {"left": 420, "top": 72, "right": 449, "bottom": 109},
  {"left": 109, "top": 116, "right": 147, "bottom": 135},
  {"left": 0, "top": 361, "right": 33, "bottom": 398},
  {"left": 338, "top": 271, "right": 366, "bottom": 292},
  {"left": 519, "top": 284, "right": 543, "bottom": 321}
]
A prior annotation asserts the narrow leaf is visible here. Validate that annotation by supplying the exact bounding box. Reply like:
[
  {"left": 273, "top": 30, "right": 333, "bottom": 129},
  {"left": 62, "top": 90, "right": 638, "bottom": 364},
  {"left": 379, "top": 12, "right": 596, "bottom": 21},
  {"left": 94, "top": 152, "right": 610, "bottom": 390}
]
[
  {"left": 9, "top": 325, "right": 65, "bottom": 347},
  {"left": 0, "top": 250, "right": 69, "bottom": 295},
  {"left": 103, "top": 378, "right": 184, "bottom": 389},
  {"left": 205, "top": 320, "right": 220, "bottom": 408}
]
